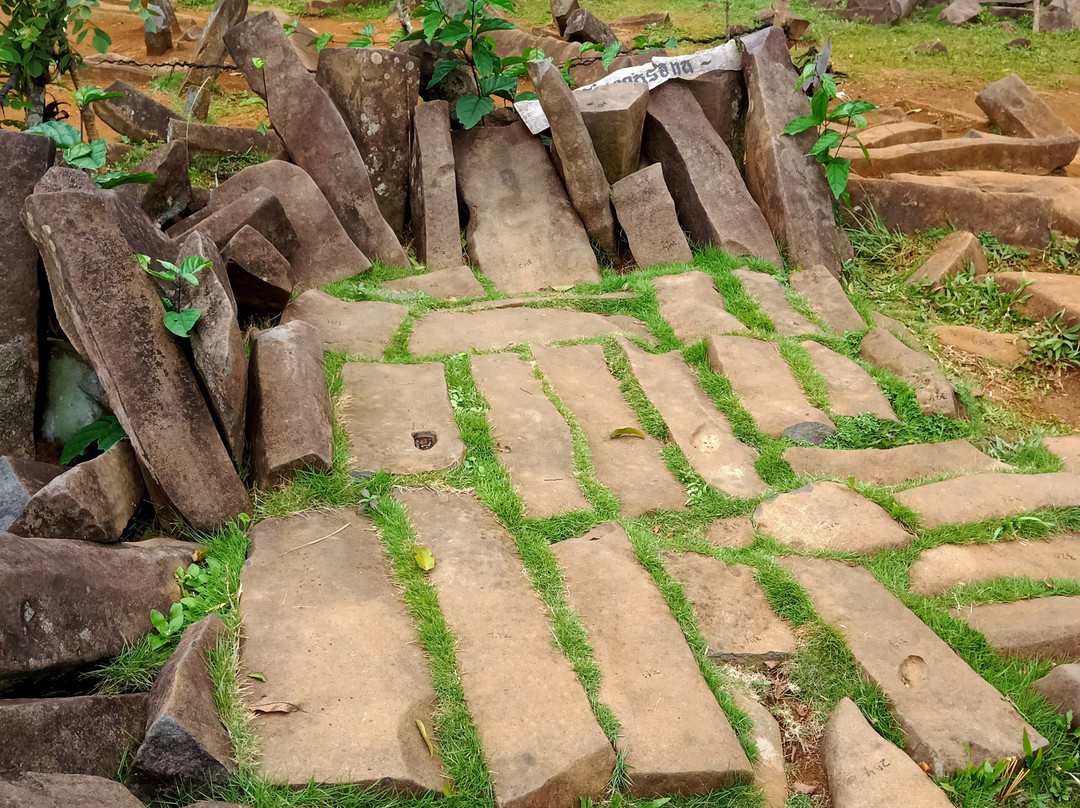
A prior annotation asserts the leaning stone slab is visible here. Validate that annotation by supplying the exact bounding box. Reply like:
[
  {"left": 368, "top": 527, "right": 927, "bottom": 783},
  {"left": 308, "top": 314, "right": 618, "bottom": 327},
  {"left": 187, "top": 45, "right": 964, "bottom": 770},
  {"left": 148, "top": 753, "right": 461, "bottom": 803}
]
[
  {"left": 1044, "top": 435, "right": 1080, "bottom": 474},
  {"left": 842, "top": 135, "right": 1080, "bottom": 178},
  {"left": 280, "top": 290, "right": 406, "bottom": 357},
  {"left": 653, "top": 271, "right": 747, "bottom": 343},
  {"left": 339, "top": 362, "right": 464, "bottom": 474},
  {"left": 399, "top": 489, "right": 614, "bottom": 806},
  {"left": 733, "top": 692, "right": 787, "bottom": 808},
  {"left": 783, "top": 440, "right": 1005, "bottom": 486},
  {"left": 0, "top": 457, "right": 64, "bottom": 531},
  {"left": 0, "top": 536, "right": 193, "bottom": 686},
  {"left": 564, "top": 7, "right": 620, "bottom": 46},
  {"left": 409, "top": 307, "right": 653, "bottom": 355},
  {"left": 533, "top": 343, "right": 686, "bottom": 517},
  {"left": 554, "top": 522, "right": 752, "bottom": 797},
  {"left": 248, "top": 321, "right": 333, "bottom": 487},
  {"left": 910, "top": 534, "right": 1080, "bottom": 596},
  {"left": 471, "top": 353, "right": 589, "bottom": 518},
  {"left": 189, "top": 187, "right": 299, "bottom": 265},
  {"left": 241, "top": 511, "right": 443, "bottom": 790},
  {"left": 707, "top": 336, "right": 834, "bottom": 440},
  {"left": 733, "top": 269, "right": 821, "bottom": 336},
  {"left": 576, "top": 83, "right": 649, "bottom": 184},
  {"left": 789, "top": 265, "right": 865, "bottom": 333},
  {"left": 220, "top": 225, "right": 294, "bottom": 312},
  {"left": 859, "top": 327, "right": 962, "bottom": 418},
  {"left": 9, "top": 441, "right": 143, "bottom": 542},
  {"left": 679, "top": 71, "right": 746, "bottom": 159},
  {"left": 663, "top": 551, "right": 796, "bottom": 665},
  {"left": 1033, "top": 665, "right": 1080, "bottom": 729},
  {"left": 3, "top": 772, "right": 146, "bottom": 808},
  {"left": 621, "top": 340, "right": 766, "bottom": 498},
  {"left": 0, "top": 694, "right": 149, "bottom": 777},
  {"left": 23, "top": 191, "right": 250, "bottom": 529},
  {"left": 134, "top": 615, "right": 233, "bottom": 791},
  {"left": 118, "top": 139, "right": 191, "bottom": 224},
  {"left": 802, "top": 341, "right": 896, "bottom": 420},
  {"left": 93, "top": 79, "right": 184, "bottom": 141},
  {"left": 823, "top": 698, "right": 954, "bottom": 808},
  {"left": 908, "top": 230, "right": 988, "bottom": 289},
  {"left": 409, "top": 100, "right": 464, "bottom": 271},
  {"left": 168, "top": 119, "right": 287, "bottom": 159},
  {"left": 754, "top": 481, "right": 911, "bottom": 553},
  {"left": 976, "top": 74, "right": 1076, "bottom": 140},
  {"left": 951, "top": 597, "right": 1080, "bottom": 660},
  {"left": 895, "top": 472, "right": 1080, "bottom": 529},
  {"left": 847, "top": 121, "right": 944, "bottom": 149},
  {"left": 178, "top": 0, "right": 247, "bottom": 120},
  {"left": 743, "top": 28, "right": 852, "bottom": 276},
  {"left": 611, "top": 164, "right": 693, "bottom": 268},
  {"left": 454, "top": 121, "right": 600, "bottom": 293},
  {"left": 382, "top": 267, "right": 483, "bottom": 299},
  {"left": 993, "top": 271, "right": 1080, "bottom": 327},
  {"left": 643, "top": 81, "right": 782, "bottom": 267},
  {"left": 782, "top": 556, "right": 1047, "bottom": 775}
]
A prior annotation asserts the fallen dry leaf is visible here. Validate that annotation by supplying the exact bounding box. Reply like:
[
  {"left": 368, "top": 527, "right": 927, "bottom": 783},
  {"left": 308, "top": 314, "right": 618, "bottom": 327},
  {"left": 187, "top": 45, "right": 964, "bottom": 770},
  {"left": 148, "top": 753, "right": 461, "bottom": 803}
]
[
  {"left": 416, "top": 719, "right": 435, "bottom": 757},
  {"left": 609, "top": 427, "right": 646, "bottom": 440},
  {"left": 251, "top": 702, "right": 300, "bottom": 714}
]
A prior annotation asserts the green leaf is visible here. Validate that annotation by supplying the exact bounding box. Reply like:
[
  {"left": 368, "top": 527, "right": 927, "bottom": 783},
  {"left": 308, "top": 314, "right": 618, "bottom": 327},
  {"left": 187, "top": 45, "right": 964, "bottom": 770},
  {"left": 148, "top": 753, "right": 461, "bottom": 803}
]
[
  {"left": 347, "top": 37, "right": 372, "bottom": 48},
  {"left": 428, "top": 58, "right": 462, "bottom": 90},
  {"left": 485, "top": 0, "right": 515, "bottom": 9},
  {"left": 310, "top": 32, "right": 333, "bottom": 51},
  {"left": 820, "top": 72, "right": 837, "bottom": 97},
  {"left": 479, "top": 73, "right": 517, "bottom": 100},
  {"left": 163, "top": 308, "right": 202, "bottom": 338},
  {"left": 150, "top": 259, "right": 180, "bottom": 281},
  {"left": 74, "top": 86, "right": 124, "bottom": 107},
  {"left": 149, "top": 609, "right": 168, "bottom": 634},
  {"left": 60, "top": 416, "right": 127, "bottom": 465},
  {"left": 825, "top": 157, "right": 851, "bottom": 200},
  {"left": 23, "top": 121, "right": 82, "bottom": 148},
  {"left": 475, "top": 17, "right": 516, "bottom": 33},
  {"left": 414, "top": 545, "right": 436, "bottom": 571},
  {"left": 252, "top": 57, "right": 265, "bottom": 70},
  {"left": 256, "top": 123, "right": 268, "bottom": 135},
  {"left": 422, "top": 11, "right": 443, "bottom": 43},
  {"left": 436, "top": 19, "right": 471, "bottom": 46},
  {"left": 514, "top": 90, "right": 538, "bottom": 103},
  {"left": 65, "top": 137, "right": 107, "bottom": 170},
  {"left": 794, "top": 60, "right": 817, "bottom": 91},
  {"left": 249, "top": 672, "right": 267, "bottom": 682},
  {"left": 455, "top": 95, "right": 494, "bottom": 129},
  {"left": 92, "top": 27, "right": 110, "bottom": 53},
  {"left": 94, "top": 171, "right": 157, "bottom": 189},
  {"left": 810, "top": 87, "right": 829, "bottom": 125},
  {"left": 610, "top": 427, "right": 646, "bottom": 439},
  {"left": 828, "top": 99, "right": 877, "bottom": 121},
  {"left": 783, "top": 114, "right": 820, "bottom": 136},
  {"left": 601, "top": 41, "right": 621, "bottom": 70},
  {"left": 359, "top": 23, "right": 375, "bottom": 37},
  {"left": 806, "top": 128, "right": 842, "bottom": 160},
  {"left": 472, "top": 39, "right": 497, "bottom": 77},
  {"left": 389, "top": 28, "right": 409, "bottom": 47},
  {"left": 168, "top": 602, "right": 184, "bottom": 630},
  {"left": 178, "top": 255, "right": 210, "bottom": 285}
]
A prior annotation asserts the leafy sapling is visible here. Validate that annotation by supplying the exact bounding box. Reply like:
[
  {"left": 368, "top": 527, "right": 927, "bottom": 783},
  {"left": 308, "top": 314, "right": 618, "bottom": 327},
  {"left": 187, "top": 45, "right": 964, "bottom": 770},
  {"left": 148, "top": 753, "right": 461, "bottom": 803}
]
[
  {"left": 138, "top": 254, "right": 210, "bottom": 338},
  {"left": 24, "top": 114, "right": 156, "bottom": 188}
]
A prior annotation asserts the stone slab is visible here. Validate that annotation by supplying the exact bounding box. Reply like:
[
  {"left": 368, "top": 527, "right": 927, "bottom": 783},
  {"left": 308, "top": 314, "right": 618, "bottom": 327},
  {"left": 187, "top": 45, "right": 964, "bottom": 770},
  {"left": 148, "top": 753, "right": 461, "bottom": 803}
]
[
  {"left": 993, "top": 271, "right": 1080, "bottom": 328},
  {"left": 532, "top": 343, "right": 686, "bottom": 517},
  {"left": 382, "top": 267, "right": 484, "bottom": 299},
  {"left": 849, "top": 121, "right": 944, "bottom": 149},
  {"left": 782, "top": 556, "right": 1047, "bottom": 775},
  {"left": 0, "top": 458, "right": 64, "bottom": 532},
  {"left": 733, "top": 269, "right": 821, "bottom": 336},
  {"left": 946, "top": 171, "right": 1080, "bottom": 239},
  {"left": 575, "top": 83, "right": 649, "bottom": 185},
  {"left": 461, "top": 292, "right": 636, "bottom": 312},
  {"left": 554, "top": 522, "right": 752, "bottom": 797},
  {"left": 1033, "top": 665, "right": 1080, "bottom": 729},
  {"left": 910, "top": 534, "right": 1080, "bottom": 595},
  {"left": 2, "top": 772, "right": 146, "bottom": 808},
  {"left": 1043, "top": 435, "right": 1080, "bottom": 474},
  {"left": 952, "top": 597, "right": 1080, "bottom": 660},
  {"left": 802, "top": 341, "right": 896, "bottom": 420},
  {"left": 653, "top": 271, "right": 748, "bottom": 343},
  {"left": 704, "top": 516, "right": 756, "bottom": 548},
  {"left": 858, "top": 327, "right": 962, "bottom": 418},
  {"left": 895, "top": 472, "right": 1080, "bottom": 529},
  {"left": 842, "top": 135, "right": 1080, "bottom": 178},
  {"left": 220, "top": 225, "right": 293, "bottom": 312},
  {"left": 409, "top": 100, "right": 464, "bottom": 271},
  {"left": 931, "top": 325, "right": 1028, "bottom": 366},
  {"left": 94, "top": 79, "right": 184, "bottom": 142},
  {"left": 908, "top": 231, "right": 988, "bottom": 289},
  {"left": 398, "top": 489, "right": 614, "bottom": 807},
  {"left": 784, "top": 440, "right": 1005, "bottom": 486},
  {"left": 240, "top": 511, "right": 443, "bottom": 790},
  {"left": 168, "top": 120, "right": 287, "bottom": 159},
  {"left": 280, "top": 290, "right": 406, "bottom": 358},
  {"left": 975, "top": 74, "right": 1076, "bottom": 140},
  {"left": 733, "top": 693, "right": 787, "bottom": 808},
  {"left": 339, "top": 362, "right": 464, "bottom": 474},
  {"left": 611, "top": 164, "right": 693, "bottom": 269},
  {"left": 789, "top": 265, "right": 865, "bottom": 333}
]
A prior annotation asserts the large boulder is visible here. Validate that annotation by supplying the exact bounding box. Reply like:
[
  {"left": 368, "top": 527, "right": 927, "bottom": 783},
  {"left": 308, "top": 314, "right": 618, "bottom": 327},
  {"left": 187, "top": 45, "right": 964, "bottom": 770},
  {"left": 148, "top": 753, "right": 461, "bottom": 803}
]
[
  {"left": 975, "top": 74, "right": 1077, "bottom": 139},
  {"left": 1, "top": 772, "right": 147, "bottom": 807},
  {"left": 409, "top": 100, "right": 464, "bottom": 271}
]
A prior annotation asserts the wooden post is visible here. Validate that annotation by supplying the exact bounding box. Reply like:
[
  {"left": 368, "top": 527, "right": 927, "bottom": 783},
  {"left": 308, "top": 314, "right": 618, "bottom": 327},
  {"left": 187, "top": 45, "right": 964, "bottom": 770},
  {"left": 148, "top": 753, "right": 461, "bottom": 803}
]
[{"left": 1033, "top": 0, "right": 1041, "bottom": 32}]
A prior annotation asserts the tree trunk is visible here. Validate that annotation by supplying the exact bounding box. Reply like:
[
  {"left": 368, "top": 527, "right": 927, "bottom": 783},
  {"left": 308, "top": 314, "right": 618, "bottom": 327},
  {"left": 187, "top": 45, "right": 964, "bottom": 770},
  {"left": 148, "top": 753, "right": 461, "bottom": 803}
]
[
  {"left": 774, "top": 0, "right": 792, "bottom": 27},
  {"left": 24, "top": 82, "right": 46, "bottom": 128}
]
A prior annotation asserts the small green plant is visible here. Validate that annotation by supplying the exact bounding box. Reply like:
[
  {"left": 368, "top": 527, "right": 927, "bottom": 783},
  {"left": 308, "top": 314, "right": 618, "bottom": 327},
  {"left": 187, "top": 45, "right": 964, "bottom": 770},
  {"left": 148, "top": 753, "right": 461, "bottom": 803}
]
[
  {"left": 577, "top": 40, "right": 623, "bottom": 71},
  {"left": 60, "top": 415, "right": 126, "bottom": 464},
  {"left": 24, "top": 116, "right": 157, "bottom": 188},
  {"left": 918, "top": 261, "right": 1031, "bottom": 330},
  {"left": 147, "top": 601, "right": 184, "bottom": 650},
  {"left": 138, "top": 254, "right": 209, "bottom": 338},
  {"left": 285, "top": 18, "right": 375, "bottom": 49},
  {"left": 1027, "top": 311, "right": 1080, "bottom": 370}
]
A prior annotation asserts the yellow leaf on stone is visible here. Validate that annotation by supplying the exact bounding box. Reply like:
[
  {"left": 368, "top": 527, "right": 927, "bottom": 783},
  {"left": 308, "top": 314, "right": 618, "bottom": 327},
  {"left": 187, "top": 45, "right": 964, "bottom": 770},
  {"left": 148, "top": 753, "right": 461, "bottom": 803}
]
[
  {"left": 414, "top": 545, "right": 436, "bottom": 572},
  {"left": 416, "top": 719, "right": 435, "bottom": 757},
  {"left": 609, "top": 427, "right": 646, "bottom": 439}
]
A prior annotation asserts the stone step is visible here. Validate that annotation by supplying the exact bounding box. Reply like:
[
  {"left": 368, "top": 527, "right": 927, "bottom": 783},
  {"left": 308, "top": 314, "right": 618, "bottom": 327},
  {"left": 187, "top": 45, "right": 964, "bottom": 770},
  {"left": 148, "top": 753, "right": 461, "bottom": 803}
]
[
  {"left": 994, "top": 271, "right": 1080, "bottom": 328},
  {"left": 662, "top": 551, "right": 796, "bottom": 665},
  {"left": 382, "top": 267, "right": 484, "bottom": 299},
  {"left": 732, "top": 268, "right": 822, "bottom": 337},
  {"left": 950, "top": 597, "right": 1080, "bottom": 660},
  {"left": 858, "top": 327, "right": 963, "bottom": 418},
  {"left": 240, "top": 510, "right": 444, "bottom": 790},
  {"left": 553, "top": 522, "right": 752, "bottom": 797},
  {"left": 841, "top": 134, "right": 1080, "bottom": 178},
  {"left": 339, "top": 361, "right": 465, "bottom": 474},
  {"left": 1043, "top": 435, "right": 1080, "bottom": 473},
  {"left": 398, "top": 489, "right": 615, "bottom": 807},
  {"left": 280, "top": 289, "right": 407, "bottom": 357},
  {"left": 754, "top": 481, "right": 911, "bottom": 554},
  {"left": 931, "top": 325, "right": 1029, "bottom": 366},
  {"left": 909, "top": 534, "right": 1080, "bottom": 595},
  {"left": 470, "top": 352, "right": 590, "bottom": 518},
  {"left": 732, "top": 693, "right": 787, "bottom": 808},
  {"left": 783, "top": 440, "right": 1006, "bottom": 486},
  {"left": 409, "top": 308, "right": 653, "bottom": 355},
  {"left": 788, "top": 265, "right": 866, "bottom": 333},
  {"left": 462, "top": 292, "right": 636, "bottom": 312},
  {"left": 705, "top": 516, "right": 756, "bottom": 548},
  {"left": 782, "top": 556, "right": 1047, "bottom": 775},
  {"left": 801, "top": 341, "right": 896, "bottom": 420},
  {"left": 620, "top": 340, "right": 767, "bottom": 498},
  {"left": 1033, "top": 665, "right": 1080, "bottom": 730},
  {"left": 707, "top": 336, "right": 834, "bottom": 441},
  {"left": 894, "top": 472, "right": 1080, "bottom": 529},
  {"left": 844, "top": 120, "right": 944, "bottom": 148},
  {"left": 652, "top": 271, "right": 748, "bottom": 345},
  {"left": 532, "top": 343, "right": 687, "bottom": 517}
]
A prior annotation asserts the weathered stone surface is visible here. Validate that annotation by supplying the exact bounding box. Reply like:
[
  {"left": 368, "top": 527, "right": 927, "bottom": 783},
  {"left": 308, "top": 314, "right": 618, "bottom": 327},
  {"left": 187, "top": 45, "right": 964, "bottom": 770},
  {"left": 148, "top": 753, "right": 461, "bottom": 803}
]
[
  {"left": 340, "top": 362, "right": 464, "bottom": 474},
  {"left": 908, "top": 231, "right": 988, "bottom": 289},
  {"left": 708, "top": 336, "right": 833, "bottom": 439},
  {"left": 679, "top": 71, "right": 746, "bottom": 160},
  {"left": 280, "top": 290, "right": 406, "bottom": 357},
  {"left": 621, "top": 340, "right": 766, "bottom": 497},
  {"left": 225, "top": 12, "right": 407, "bottom": 267},
  {"left": 564, "top": 7, "right": 620, "bottom": 46},
  {"left": 783, "top": 556, "right": 1047, "bottom": 775},
  {"left": 409, "top": 100, "right": 463, "bottom": 271},
  {"left": 755, "top": 481, "right": 910, "bottom": 553},
  {"left": 383, "top": 267, "right": 483, "bottom": 299},
  {"left": 189, "top": 186, "right": 299, "bottom": 264},
  {"left": 802, "top": 340, "right": 895, "bottom": 419},
  {"left": 248, "top": 321, "right": 333, "bottom": 487},
  {"left": 24, "top": 192, "right": 250, "bottom": 530},
  {"left": 471, "top": 353, "right": 589, "bottom": 518},
  {"left": 944, "top": 171, "right": 1080, "bottom": 239},
  {"left": 168, "top": 119, "right": 286, "bottom": 159},
  {"left": 859, "top": 327, "right": 962, "bottom": 418},
  {"left": 555, "top": 522, "right": 752, "bottom": 797},
  {"left": 951, "top": 597, "right": 1080, "bottom": 660},
  {"left": 939, "top": 0, "right": 983, "bottom": 24},
  {"left": 743, "top": 28, "right": 852, "bottom": 275},
  {"left": 931, "top": 325, "right": 1028, "bottom": 365},
  {"left": 824, "top": 698, "right": 954, "bottom": 808},
  {"left": 409, "top": 307, "right": 652, "bottom": 355},
  {"left": 530, "top": 60, "right": 617, "bottom": 257},
  {"left": 316, "top": 48, "right": 419, "bottom": 237},
  {"left": 733, "top": 693, "right": 787, "bottom": 808},
  {"left": 643, "top": 81, "right": 782, "bottom": 267},
  {"left": 1034, "top": 665, "right": 1080, "bottom": 729},
  {"left": 134, "top": 615, "right": 232, "bottom": 790},
  {"left": 789, "top": 265, "right": 865, "bottom": 333},
  {"left": 94, "top": 80, "right": 184, "bottom": 142},
  {"left": 910, "top": 534, "right": 1080, "bottom": 596},
  {"left": 3, "top": 772, "right": 146, "bottom": 807},
  {"left": 551, "top": 0, "right": 580, "bottom": 33},
  {"left": 653, "top": 271, "right": 748, "bottom": 342},
  {"left": 705, "top": 515, "right": 756, "bottom": 548},
  {"left": 848, "top": 121, "right": 944, "bottom": 149},
  {"left": 784, "top": 440, "right": 1005, "bottom": 485},
  {"left": 241, "top": 511, "right": 443, "bottom": 790},
  {"left": 220, "top": 225, "right": 293, "bottom": 312},
  {"left": 9, "top": 441, "right": 143, "bottom": 542},
  {"left": 533, "top": 343, "right": 687, "bottom": 516},
  {"left": 101, "top": 187, "right": 180, "bottom": 267},
  {"left": 576, "top": 83, "right": 649, "bottom": 184},
  {"left": 664, "top": 551, "right": 796, "bottom": 665},
  {"left": 994, "top": 271, "right": 1080, "bottom": 327},
  {"left": 399, "top": 489, "right": 614, "bottom": 806},
  {"left": 612, "top": 165, "right": 693, "bottom": 268},
  {"left": 453, "top": 122, "right": 600, "bottom": 293},
  {"left": 0, "top": 694, "right": 149, "bottom": 777},
  {"left": 843, "top": 135, "right": 1080, "bottom": 178},
  {"left": 0, "top": 458, "right": 65, "bottom": 532},
  {"left": 976, "top": 74, "right": 1076, "bottom": 140},
  {"left": 733, "top": 269, "right": 821, "bottom": 336},
  {"left": 895, "top": 472, "right": 1080, "bottom": 529},
  {"left": 39, "top": 338, "right": 108, "bottom": 448},
  {"left": 118, "top": 140, "right": 190, "bottom": 224},
  {"left": 1, "top": 131, "right": 53, "bottom": 459},
  {"left": 462, "top": 291, "right": 637, "bottom": 312},
  {"left": 209, "top": 160, "right": 371, "bottom": 288},
  {"left": 1044, "top": 435, "right": 1080, "bottom": 473}
]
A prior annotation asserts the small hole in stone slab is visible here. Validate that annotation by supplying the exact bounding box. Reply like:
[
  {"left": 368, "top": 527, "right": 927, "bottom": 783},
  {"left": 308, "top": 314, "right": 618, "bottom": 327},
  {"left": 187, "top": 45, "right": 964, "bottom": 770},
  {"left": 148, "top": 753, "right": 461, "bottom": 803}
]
[{"left": 413, "top": 431, "right": 437, "bottom": 450}]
